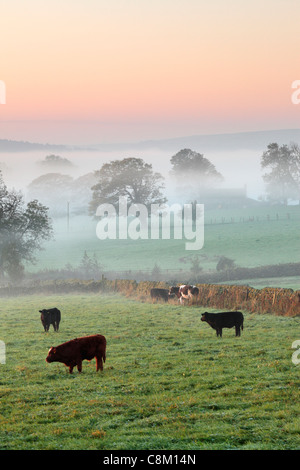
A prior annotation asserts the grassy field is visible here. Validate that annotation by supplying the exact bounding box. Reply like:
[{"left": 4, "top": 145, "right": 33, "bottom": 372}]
[
  {"left": 0, "top": 293, "right": 299, "bottom": 450},
  {"left": 219, "top": 276, "right": 300, "bottom": 291},
  {"left": 30, "top": 205, "right": 300, "bottom": 286}
]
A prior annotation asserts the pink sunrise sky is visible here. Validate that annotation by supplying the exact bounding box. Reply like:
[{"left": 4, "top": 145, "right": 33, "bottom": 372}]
[{"left": 0, "top": 0, "right": 300, "bottom": 144}]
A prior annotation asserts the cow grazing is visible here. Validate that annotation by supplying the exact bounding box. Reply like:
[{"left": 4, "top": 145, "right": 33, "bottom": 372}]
[
  {"left": 201, "top": 311, "right": 244, "bottom": 337},
  {"left": 169, "top": 286, "right": 181, "bottom": 299},
  {"left": 169, "top": 285, "right": 199, "bottom": 304},
  {"left": 46, "top": 334, "right": 106, "bottom": 373},
  {"left": 182, "top": 285, "right": 199, "bottom": 303},
  {"left": 39, "top": 308, "right": 61, "bottom": 332},
  {"left": 150, "top": 288, "right": 169, "bottom": 302}
]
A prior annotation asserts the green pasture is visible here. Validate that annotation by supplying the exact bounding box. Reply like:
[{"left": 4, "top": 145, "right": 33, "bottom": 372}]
[
  {"left": 31, "top": 205, "right": 300, "bottom": 283},
  {"left": 0, "top": 293, "right": 299, "bottom": 450}
]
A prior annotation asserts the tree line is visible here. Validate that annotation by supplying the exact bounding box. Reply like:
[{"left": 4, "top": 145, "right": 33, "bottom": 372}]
[
  {"left": 89, "top": 143, "right": 300, "bottom": 209},
  {"left": 27, "top": 144, "right": 300, "bottom": 217}
]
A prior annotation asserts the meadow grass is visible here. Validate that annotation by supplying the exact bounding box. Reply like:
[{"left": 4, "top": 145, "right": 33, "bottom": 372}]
[
  {"left": 31, "top": 205, "right": 300, "bottom": 277},
  {"left": 0, "top": 293, "right": 299, "bottom": 450}
]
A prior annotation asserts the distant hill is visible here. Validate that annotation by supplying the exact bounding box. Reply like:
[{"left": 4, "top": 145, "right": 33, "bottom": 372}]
[
  {"left": 95, "top": 129, "right": 300, "bottom": 152},
  {"left": 1, "top": 129, "right": 300, "bottom": 153},
  {"left": 0, "top": 139, "right": 92, "bottom": 152},
  {"left": 0, "top": 139, "right": 68, "bottom": 152}
]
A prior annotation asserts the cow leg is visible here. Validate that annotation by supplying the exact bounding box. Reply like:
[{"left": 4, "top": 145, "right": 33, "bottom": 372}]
[
  {"left": 68, "top": 366, "right": 74, "bottom": 374},
  {"left": 96, "top": 356, "right": 103, "bottom": 371},
  {"left": 217, "top": 328, "right": 222, "bottom": 337},
  {"left": 77, "top": 361, "right": 82, "bottom": 373},
  {"left": 235, "top": 326, "right": 240, "bottom": 336}
]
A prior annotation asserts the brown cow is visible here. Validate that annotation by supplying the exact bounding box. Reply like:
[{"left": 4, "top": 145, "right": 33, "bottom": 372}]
[{"left": 46, "top": 334, "right": 106, "bottom": 373}]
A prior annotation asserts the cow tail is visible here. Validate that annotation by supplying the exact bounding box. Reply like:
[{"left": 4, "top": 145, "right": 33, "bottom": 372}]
[{"left": 103, "top": 340, "right": 106, "bottom": 363}]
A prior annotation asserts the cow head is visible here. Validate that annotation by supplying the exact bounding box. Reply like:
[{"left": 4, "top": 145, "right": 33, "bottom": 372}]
[
  {"left": 169, "top": 286, "right": 180, "bottom": 297},
  {"left": 39, "top": 309, "right": 50, "bottom": 318},
  {"left": 46, "top": 347, "right": 56, "bottom": 363},
  {"left": 201, "top": 312, "right": 208, "bottom": 322}
]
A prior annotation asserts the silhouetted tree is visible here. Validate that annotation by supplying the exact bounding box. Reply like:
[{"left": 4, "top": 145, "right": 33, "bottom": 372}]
[
  {"left": 216, "top": 256, "right": 235, "bottom": 272},
  {"left": 261, "top": 143, "right": 300, "bottom": 205},
  {"left": 90, "top": 157, "right": 167, "bottom": 214},
  {"left": 0, "top": 173, "right": 52, "bottom": 282},
  {"left": 170, "top": 149, "right": 224, "bottom": 201}
]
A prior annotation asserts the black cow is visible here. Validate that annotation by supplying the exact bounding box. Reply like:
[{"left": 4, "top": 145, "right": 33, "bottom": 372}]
[
  {"left": 39, "top": 308, "right": 61, "bottom": 332},
  {"left": 150, "top": 288, "right": 169, "bottom": 302},
  {"left": 201, "top": 311, "right": 244, "bottom": 337}
]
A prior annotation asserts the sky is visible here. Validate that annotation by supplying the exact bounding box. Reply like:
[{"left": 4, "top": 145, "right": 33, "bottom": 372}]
[{"left": 0, "top": 0, "right": 300, "bottom": 144}]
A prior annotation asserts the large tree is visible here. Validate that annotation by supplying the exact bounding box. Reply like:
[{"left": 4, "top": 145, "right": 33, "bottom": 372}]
[
  {"left": 28, "top": 172, "right": 98, "bottom": 216},
  {"left": 89, "top": 157, "right": 167, "bottom": 214},
  {"left": 261, "top": 143, "right": 300, "bottom": 204},
  {"left": 170, "top": 149, "right": 224, "bottom": 200},
  {"left": 0, "top": 173, "right": 53, "bottom": 281}
]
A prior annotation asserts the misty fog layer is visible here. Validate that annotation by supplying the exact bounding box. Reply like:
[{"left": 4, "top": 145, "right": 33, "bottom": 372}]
[{"left": 0, "top": 148, "right": 264, "bottom": 207}]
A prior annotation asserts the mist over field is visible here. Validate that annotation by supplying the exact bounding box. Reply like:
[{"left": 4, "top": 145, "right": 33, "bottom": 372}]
[
  {"left": 0, "top": 131, "right": 299, "bottom": 286},
  {"left": 2, "top": 128, "right": 300, "bottom": 205},
  {"left": 0, "top": 146, "right": 264, "bottom": 203}
]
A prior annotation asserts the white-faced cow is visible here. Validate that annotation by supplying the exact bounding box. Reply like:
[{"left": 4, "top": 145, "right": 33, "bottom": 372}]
[{"left": 169, "top": 285, "right": 199, "bottom": 304}]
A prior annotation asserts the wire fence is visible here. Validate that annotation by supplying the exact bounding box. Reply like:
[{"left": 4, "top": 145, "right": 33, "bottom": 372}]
[{"left": 206, "top": 212, "right": 292, "bottom": 225}]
